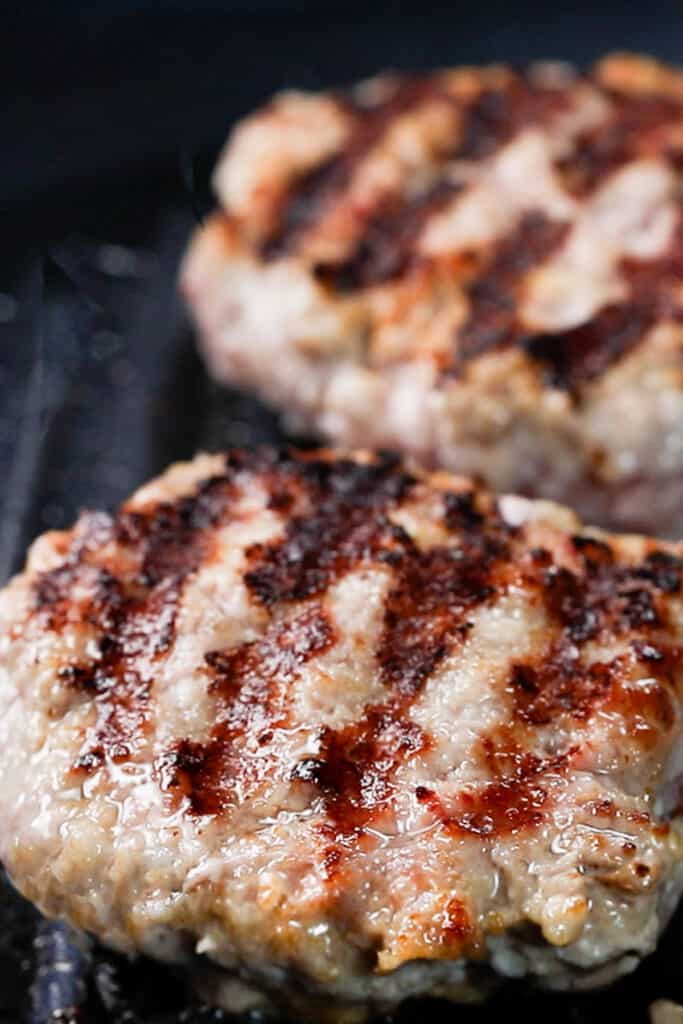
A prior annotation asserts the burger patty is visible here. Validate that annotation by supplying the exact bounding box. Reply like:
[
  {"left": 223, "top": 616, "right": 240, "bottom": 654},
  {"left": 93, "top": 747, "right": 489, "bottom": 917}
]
[
  {"left": 2, "top": 448, "right": 683, "bottom": 1021},
  {"left": 182, "top": 53, "right": 683, "bottom": 536}
]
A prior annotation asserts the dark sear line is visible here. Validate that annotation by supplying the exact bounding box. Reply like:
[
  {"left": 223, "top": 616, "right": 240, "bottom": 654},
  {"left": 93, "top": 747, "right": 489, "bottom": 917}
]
[
  {"left": 523, "top": 302, "right": 656, "bottom": 391},
  {"left": 313, "top": 181, "right": 460, "bottom": 293},
  {"left": 452, "top": 203, "right": 683, "bottom": 389},
  {"left": 261, "top": 78, "right": 442, "bottom": 260},
  {"left": 32, "top": 469, "right": 237, "bottom": 772},
  {"left": 541, "top": 539, "right": 683, "bottom": 638},
  {"left": 558, "top": 88, "right": 683, "bottom": 196},
  {"left": 524, "top": 214, "right": 683, "bottom": 391},
  {"left": 416, "top": 743, "right": 573, "bottom": 840},
  {"left": 506, "top": 538, "right": 683, "bottom": 734},
  {"left": 452, "top": 211, "right": 570, "bottom": 371},
  {"left": 243, "top": 451, "right": 416, "bottom": 607},
  {"left": 454, "top": 75, "right": 569, "bottom": 161},
  {"left": 158, "top": 605, "right": 336, "bottom": 816}
]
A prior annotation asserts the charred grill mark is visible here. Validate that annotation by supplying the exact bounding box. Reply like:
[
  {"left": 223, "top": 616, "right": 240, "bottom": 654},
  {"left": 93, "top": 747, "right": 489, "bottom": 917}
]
[
  {"left": 262, "top": 78, "right": 442, "bottom": 259},
  {"left": 443, "top": 490, "right": 485, "bottom": 531},
  {"left": 417, "top": 746, "right": 571, "bottom": 839},
  {"left": 636, "top": 551, "right": 683, "bottom": 594},
  {"left": 509, "top": 653, "right": 618, "bottom": 725},
  {"left": 312, "top": 182, "right": 461, "bottom": 292},
  {"left": 159, "top": 606, "right": 335, "bottom": 816},
  {"left": 244, "top": 452, "right": 416, "bottom": 607},
  {"left": 454, "top": 77, "right": 568, "bottom": 160},
  {"left": 72, "top": 671, "right": 151, "bottom": 771},
  {"left": 378, "top": 529, "right": 509, "bottom": 696},
  {"left": 505, "top": 542, "right": 683, "bottom": 734},
  {"left": 295, "top": 705, "right": 429, "bottom": 838},
  {"left": 523, "top": 202, "right": 683, "bottom": 391},
  {"left": 540, "top": 545, "right": 683, "bottom": 644},
  {"left": 452, "top": 212, "right": 569, "bottom": 370},
  {"left": 523, "top": 301, "right": 657, "bottom": 391},
  {"left": 32, "top": 470, "right": 238, "bottom": 774},
  {"left": 114, "top": 473, "right": 235, "bottom": 587},
  {"left": 260, "top": 154, "right": 344, "bottom": 259},
  {"left": 32, "top": 513, "right": 116, "bottom": 631},
  {"left": 558, "top": 90, "right": 683, "bottom": 195}
]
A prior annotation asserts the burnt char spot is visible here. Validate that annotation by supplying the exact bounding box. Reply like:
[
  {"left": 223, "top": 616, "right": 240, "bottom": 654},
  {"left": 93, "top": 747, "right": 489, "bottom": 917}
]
[
  {"left": 32, "top": 469, "right": 237, "bottom": 773},
  {"left": 262, "top": 78, "right": 442, "bottom": 259},
  {"left": 539, "top": 539, "right": 683, "bottom": 645},
  {"left": 443, "top": 490, "right": 485, "bottom": 531},
  {"left": 571, "top": 535, "right": 614, "bottom": 565},
  {"left": 313, "top": 182, "right": 460, "bottom": 292},
  {"left": 455, "top": 77, "right": 569, "bottom": 161},
  {"left": 558, "top": 91, "right": 683, "bottom": 195},
  {"left": 640, "top": 551, "right": 683, "bottom": 593},
  {"left": 542, "top": 567, "right": 602, "bottom": 643},
  {"left": 454, "top": 212, "right": 569, "bottom": 369},
  {"left": 159, "top": 606, "right": 335, "bottom": 816}
]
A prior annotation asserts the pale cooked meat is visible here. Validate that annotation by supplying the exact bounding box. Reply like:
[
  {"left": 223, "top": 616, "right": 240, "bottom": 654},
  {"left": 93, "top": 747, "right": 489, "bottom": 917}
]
[
  {"left": 2, "top": 449, "right": 683, "bottom": 1019},
  {"left": 182, "top": 54, "right": 683, "bottom": 537}
]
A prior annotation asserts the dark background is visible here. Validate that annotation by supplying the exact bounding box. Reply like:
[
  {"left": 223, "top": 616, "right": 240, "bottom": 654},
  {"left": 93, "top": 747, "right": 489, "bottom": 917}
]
[{"left": 2, "top": 3, "right": 683, "bottom": 1021}]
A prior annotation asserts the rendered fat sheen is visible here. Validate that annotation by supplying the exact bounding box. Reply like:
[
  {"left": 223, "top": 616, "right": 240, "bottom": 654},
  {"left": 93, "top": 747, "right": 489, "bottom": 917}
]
[
  {"left": 182, "top": 53, "right": 683, "bottom": 537},
  {"left": 2, "top": 449, "right": 683, "bottom": 1020}
]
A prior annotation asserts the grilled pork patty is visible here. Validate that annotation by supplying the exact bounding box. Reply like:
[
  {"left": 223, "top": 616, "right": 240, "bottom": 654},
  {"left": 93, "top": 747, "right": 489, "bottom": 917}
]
[
  {"left": 2, "top": 449, "right": 683, "bottom": 1020},
  {"left": 182, "top": 54, "right": 683, "bottom": 536}
]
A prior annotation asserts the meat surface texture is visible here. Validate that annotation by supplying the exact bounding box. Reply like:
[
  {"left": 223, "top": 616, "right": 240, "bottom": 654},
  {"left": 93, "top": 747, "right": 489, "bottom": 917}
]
[
  {"left": 2, "top": 449, "right": 683, "bottom": 1020},
  {"left": 182, "top": 53, "right": 683, "bottom": 537}
]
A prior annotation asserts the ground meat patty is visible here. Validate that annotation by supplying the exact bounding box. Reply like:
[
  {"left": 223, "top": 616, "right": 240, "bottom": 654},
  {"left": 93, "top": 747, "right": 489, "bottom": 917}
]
[
  {"left": 2, "top": 449, "right": 683, "bottom": 1020},
  {"left": 182, "top": 53, "right": 683, "bottom": 537}
]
